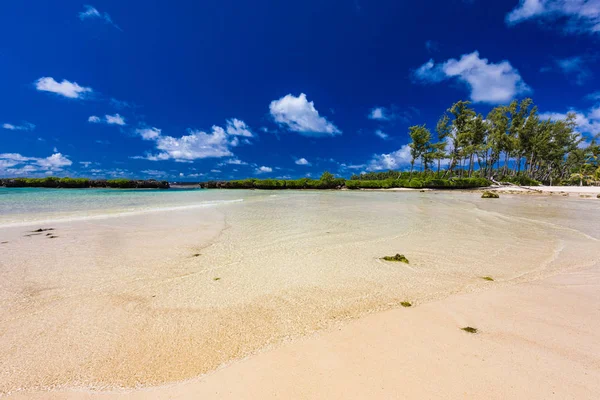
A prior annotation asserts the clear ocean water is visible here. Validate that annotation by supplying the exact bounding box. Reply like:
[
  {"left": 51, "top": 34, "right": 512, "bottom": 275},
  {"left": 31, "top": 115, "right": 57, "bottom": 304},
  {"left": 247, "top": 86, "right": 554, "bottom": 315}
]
[{"left": 0, "top": 187, "right": 255, "bottom": 226}]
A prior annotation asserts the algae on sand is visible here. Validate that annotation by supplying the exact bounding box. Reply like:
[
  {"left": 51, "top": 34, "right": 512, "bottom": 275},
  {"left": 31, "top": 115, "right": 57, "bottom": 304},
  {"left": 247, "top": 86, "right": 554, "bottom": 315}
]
[{"left": 381, "top": 254, "right": 409, "bottom": 264}]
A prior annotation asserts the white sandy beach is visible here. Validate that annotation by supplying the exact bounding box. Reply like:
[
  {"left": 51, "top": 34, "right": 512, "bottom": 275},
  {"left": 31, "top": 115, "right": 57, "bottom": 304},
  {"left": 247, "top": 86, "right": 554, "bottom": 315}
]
[
  {"left": 1, "top": 190, "right": 599, "bottom": 398},
  {"left": 11, "top": 263, "right": 599, "bottom": 400}
]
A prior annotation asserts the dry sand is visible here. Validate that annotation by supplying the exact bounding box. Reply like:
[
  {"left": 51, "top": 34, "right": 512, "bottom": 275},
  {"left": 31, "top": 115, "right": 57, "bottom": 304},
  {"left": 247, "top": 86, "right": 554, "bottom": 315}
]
[
  {"left": 2, "top": 190, "right": 599, "bottom": 398},
  {"left": 488, "top": 185, "right": 600, "bottom": 197},
  {"left": 11, "top": 263, "right": 599, "bottom": 400}
]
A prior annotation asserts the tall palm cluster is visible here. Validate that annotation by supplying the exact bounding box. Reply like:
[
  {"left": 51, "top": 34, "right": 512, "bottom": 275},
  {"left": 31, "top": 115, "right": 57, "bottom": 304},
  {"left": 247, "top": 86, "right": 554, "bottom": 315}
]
[{"left": 407, "top": 99, "right": 599, "bottom": 186}]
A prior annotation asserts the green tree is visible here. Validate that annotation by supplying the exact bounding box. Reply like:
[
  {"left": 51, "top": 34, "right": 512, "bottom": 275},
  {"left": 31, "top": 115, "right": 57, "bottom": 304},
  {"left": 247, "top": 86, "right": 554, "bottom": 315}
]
[{"left": 409, "top": 124, "right": 432, "bottom": 176}]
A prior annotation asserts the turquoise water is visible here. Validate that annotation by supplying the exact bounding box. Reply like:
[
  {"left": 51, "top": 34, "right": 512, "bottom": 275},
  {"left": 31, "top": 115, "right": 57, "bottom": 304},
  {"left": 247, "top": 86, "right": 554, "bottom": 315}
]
[{"left": 0, "top": 187, "right": 255, "bottom": 226}]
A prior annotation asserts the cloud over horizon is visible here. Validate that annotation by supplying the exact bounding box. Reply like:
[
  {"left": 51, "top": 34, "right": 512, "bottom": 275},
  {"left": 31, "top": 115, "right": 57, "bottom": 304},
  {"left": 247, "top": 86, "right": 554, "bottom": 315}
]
[
  {"left": 0, "top": 152, "right": 72, "bottom": 176},
  {"left": 413, "top": 51, "right": 531, "bottom": 104},
  {"left": 134, "top": 119, "right": 254, "bottom": 162},
  {"left": 269, "top": 93, "right": 341, "bottom": 136}
]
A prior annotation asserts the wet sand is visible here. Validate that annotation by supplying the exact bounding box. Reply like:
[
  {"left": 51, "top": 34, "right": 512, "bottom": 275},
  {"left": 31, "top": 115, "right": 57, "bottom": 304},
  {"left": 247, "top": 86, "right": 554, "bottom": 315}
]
[{"left": 1, "top": 190, "right": 599, "bottom": 397}]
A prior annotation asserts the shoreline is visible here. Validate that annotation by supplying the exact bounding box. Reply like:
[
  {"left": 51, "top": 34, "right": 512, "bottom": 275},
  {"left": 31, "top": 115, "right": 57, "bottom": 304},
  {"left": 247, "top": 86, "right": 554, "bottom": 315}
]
[{"left": 7, "top": 262, "right": 600, "bottom": 399}]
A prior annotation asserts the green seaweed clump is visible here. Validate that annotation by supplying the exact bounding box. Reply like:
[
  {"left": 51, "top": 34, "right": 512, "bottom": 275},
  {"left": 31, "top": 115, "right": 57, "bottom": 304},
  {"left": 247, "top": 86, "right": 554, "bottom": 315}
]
[
  {"left": 401, "top": 301, "right": 412, "bottom": 307},
  {"left": 481, "top": 191, "right": 499, "bottom": 199},
  {"left": 461, "top": 326, "right": 478, "bottom": 334},
  {"left": 381, "top": 254, "right": 409, "bottom": 263},
  {"left": 481, "top": 276, "right": 494, "bottom": 281}
]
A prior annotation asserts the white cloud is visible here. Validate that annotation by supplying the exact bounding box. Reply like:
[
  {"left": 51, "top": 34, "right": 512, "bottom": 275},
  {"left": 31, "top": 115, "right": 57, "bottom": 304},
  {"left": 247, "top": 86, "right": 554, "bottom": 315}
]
[
  {"left": 374, "top": 129, "right": 389, "bottom": 140},
  {"left": 295, "top": 157, "right": 311, "bottom": 166},
  {"left": 369, "top": 107, "right": 390, "bottom": 121},
  {"left": 413, "top": 51, "right": 531, "bottom": 104},
  {"left": 210, "top": 169, "right": 222, "bottom": 173},
  {"left": 136, "top": 119, "right": 254, "bottom": 162},
  {"left": 78, "top": 5, "right": 121, "bottom": 31},
  {"left": 89, "top": 114, "right": 126, "bottom": 125},
  {"left": 226, "top": 118, "right": 254, "bottom": 137},
  {"left": 142, "top": 127, "right": 233, "bottom": 161},
  {"left": 539, "top": 107, "right": 600, "bottom": 135},
  {"left": 105, "top": 114, "right": 126, "bottom": 125},
  {"left": 36, "top": 153, "right": 72, "bottom": 169},
  {"left": 0, "top": 152, "right": 72, "bottom": 176},
  {"left": 256, "top": 166, "right": 273, "bottom": 173},
  {"left": 80, "top": 161, "right": 93, "bottom": 168},
  {"left": 269, "top": 93, "right": 341, "bottom": 136},
  {"left": 368, "top": 144, "right": 412, "bottom": 170},
  {"left": 35, "top": 77, "right": 92, "bottom": 99},
  {"left": 136, "top": 127, "right": 161, "bottom": 140},
  {"left": 2, "top": 122, "right": 35, "bottom": 131},
  {"left": 589, "top": 105, "right": 600, "bottom": 120},
  {"left": 141, "top": 169, "right": 168, "bottom": 177},
  {"left": 218, "top": 158, "right": 248, "bottom": 166},
  {"left": 506, "top": 0, "right": 600, "bottom": 34}
]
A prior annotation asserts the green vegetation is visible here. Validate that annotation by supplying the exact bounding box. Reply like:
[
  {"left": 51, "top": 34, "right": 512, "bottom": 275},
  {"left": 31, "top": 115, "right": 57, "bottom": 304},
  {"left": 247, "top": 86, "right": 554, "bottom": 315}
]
[
  {"left": 481, "top": 276, "right": 494, "bottom": 281},
  {"left": 201, "top": 172, "right": 345, "bottom": 189},
  {"left": 481, "top": 191, "right": 499, "bottom": 199},
  {"left": 213, "top": 277, "right": 221, "bottom": 281},
  {"left": 346, "top": 177, "right": 490, "bottom": 189},
  {"left": 0, "top": 177, "right": 169, "bottom": 189},
  {"left": 381, "top": 254, "right": 409, "bottom": 263},
  {"left": 401, "top": 301, "right": 412, "bottom": 307},
  {"left": 461, "top": 327, "right": 478, "bottom": 334}
]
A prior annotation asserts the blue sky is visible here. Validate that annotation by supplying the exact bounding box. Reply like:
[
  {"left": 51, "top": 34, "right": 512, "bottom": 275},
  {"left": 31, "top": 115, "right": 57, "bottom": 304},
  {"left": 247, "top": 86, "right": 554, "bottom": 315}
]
[{"left": 1, "top": 0, "right": 599, "bottom": 181}]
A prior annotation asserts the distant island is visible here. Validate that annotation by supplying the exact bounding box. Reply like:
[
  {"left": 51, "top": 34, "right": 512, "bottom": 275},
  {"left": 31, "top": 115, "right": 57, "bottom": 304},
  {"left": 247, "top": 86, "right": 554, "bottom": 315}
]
[{"left": 0, "top": 177, "right": 170, "bottom": 189}]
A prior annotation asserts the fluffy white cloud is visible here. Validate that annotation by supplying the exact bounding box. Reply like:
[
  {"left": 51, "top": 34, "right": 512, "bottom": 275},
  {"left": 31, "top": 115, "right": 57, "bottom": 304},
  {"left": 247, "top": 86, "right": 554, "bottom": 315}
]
[
  {"left": 89, "top": 114, "right": 126, "bottom": 125},
  {"left": 136, "top": 119, "right": 254, "bottom": 162},
  {"left": 0, "top": 152, "right": 72, "bottom": 176},
  {"left": 295, "top": 157, "right": 311, "bottom": 166},
  {"left": 78, "top": 5, "right": 121, "bottom": 31},
  {"left": 369, "top": 107, "right": 389, "bottom": 121},
  {"left": 413, "top": 51, "right": 531, "bottom": 104},
  {"left": 2, "top": 122, "right": 35, "bottom": 131},
  {"left": 368, "top": 145, "right": 412, "bottom": 170},
  {"left": 269, "top": 93, "right": 341, "bottom": 136},
  {"left": 150, "top": 127, "right": 233, "bottom": 161},
  {"left": 506, "top": 0, "right": 600, "bottom": 34},
  {"left": 540, "top": 106, "right": 600, "bottom": 135},
  {"left": 226, "top": 118, "right": 254, "bottom": 137},
  {"left": 35, "top": 77, "right": 92, "bottom": 99},
  {"left": 255, "top": 166, "right": 273, "bottom": 173},
  {"left": 374, "top": 129, "right": 389, "bottom": 140}
]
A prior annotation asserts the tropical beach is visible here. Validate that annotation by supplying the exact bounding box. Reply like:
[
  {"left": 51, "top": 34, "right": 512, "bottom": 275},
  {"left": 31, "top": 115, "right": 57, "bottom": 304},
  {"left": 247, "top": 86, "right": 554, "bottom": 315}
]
[
  {"left": 3, "top": 0, "right": 600, "bottom": 398},
  {"left": 1, "top": 188, "right": 600, "bottom": 398}
]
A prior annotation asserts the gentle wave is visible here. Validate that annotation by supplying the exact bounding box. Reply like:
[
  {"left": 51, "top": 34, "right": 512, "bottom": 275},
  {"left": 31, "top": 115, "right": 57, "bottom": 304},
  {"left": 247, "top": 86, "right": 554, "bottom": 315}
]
[{"left": 0, "top": 199, "right": 244, "bottom": 228}]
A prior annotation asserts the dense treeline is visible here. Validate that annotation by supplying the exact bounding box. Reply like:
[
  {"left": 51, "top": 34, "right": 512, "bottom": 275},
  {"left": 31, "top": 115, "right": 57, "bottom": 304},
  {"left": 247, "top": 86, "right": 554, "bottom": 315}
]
[
  {"left": 377, "top": 98, "right": 599, "bottom": 186},
  {"left": 0, "top": 177, "right": 170, "bottom": 189},
  {"left": 201, "top": 172, "right": 490, "bottom": 190}
]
